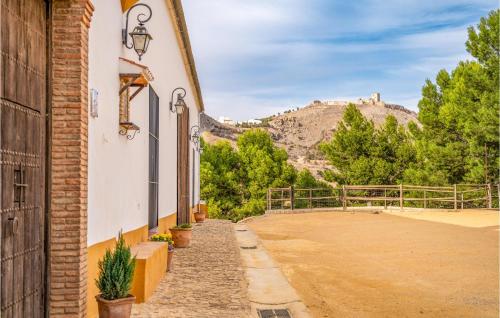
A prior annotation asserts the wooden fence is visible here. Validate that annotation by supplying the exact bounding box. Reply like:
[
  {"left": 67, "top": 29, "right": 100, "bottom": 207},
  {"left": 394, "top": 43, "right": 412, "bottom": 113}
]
[{"left": 267, "top": 184, "right": 499, "bottom": 212}]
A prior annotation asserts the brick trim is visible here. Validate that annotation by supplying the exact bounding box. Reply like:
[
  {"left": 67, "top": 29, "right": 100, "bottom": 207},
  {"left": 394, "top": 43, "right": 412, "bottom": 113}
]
[{"left": 49, "top": 0, "right": 93, "bottom": 316}]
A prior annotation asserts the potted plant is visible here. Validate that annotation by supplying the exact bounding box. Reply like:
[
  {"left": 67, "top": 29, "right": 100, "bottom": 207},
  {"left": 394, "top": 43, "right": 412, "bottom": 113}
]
[
  {"left": 150, "top": 233, "right": 174, "bottom": 272},
  {"left": 95, "top": 231, "right": 136, "bottom": 318},
  {"left": 199, "top": 200, "right": 207, "bottom": 219},
  {"left": 194, "top": 206, "right": 206, "bottom": 223},
  {"left": 169, "top": 223, "right": 193, "bottom": 248}
]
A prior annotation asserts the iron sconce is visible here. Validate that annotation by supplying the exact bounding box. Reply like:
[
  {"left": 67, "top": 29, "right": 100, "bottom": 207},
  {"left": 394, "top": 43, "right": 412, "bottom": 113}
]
[
  {"left": 170, "top": 87, "right": 187, "bottom": 114},
  {"left": 122, "top": 3, "right": 153, "bottom": 61},
  {"left": 190, "top": 125, "right": 201, "bottom": 152}
]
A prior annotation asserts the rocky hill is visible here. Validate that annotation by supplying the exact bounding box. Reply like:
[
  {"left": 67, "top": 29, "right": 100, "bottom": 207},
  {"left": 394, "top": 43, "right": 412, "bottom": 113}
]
[{"left": 201, "top": 98, "right": 419, "bottom": 179}]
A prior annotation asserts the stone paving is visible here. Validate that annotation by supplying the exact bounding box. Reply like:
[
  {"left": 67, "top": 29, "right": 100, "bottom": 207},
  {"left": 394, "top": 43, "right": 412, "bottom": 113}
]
[{"left": 131, "top": 219, "right": 251, "bottom": 318}]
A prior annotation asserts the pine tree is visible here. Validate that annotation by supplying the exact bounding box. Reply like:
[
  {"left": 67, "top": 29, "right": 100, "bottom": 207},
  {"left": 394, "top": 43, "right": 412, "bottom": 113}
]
[{"left": 407, "top": 9, "right": 499, "bottom": 185}]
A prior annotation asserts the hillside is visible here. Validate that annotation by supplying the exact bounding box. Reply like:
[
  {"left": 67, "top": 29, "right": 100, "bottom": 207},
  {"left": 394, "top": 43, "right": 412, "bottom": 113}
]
[{"left": 201, "top": 98, "right": 419, "bottom": 179}]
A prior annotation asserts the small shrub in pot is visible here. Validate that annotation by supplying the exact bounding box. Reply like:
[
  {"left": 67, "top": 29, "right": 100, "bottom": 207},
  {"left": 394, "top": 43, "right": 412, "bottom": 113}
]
[{"left": 95, "top": 232, "right": 136, "bottom": 318}]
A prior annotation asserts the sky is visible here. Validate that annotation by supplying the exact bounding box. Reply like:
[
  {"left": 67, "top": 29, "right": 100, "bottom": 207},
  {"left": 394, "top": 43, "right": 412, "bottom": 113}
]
[{"left": 182, "top": 0, "right": 496, "bottom": 121}]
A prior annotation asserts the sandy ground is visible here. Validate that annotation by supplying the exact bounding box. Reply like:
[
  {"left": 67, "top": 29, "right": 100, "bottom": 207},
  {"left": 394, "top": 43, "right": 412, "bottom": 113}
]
[
  {"left": 386, "top": 210, "right": 499, "bottom": 228},
  {"left": 247, "top": 211, "right": 499, "bottom": 318}
]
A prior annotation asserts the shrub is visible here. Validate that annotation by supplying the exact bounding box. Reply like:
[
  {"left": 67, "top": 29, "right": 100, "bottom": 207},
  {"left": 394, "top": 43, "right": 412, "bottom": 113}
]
[
  {"left": 96, "top": 232, "right": 136, "bottom": 300},
  {"left": 233, "top": 199, "right": 267, "bottom": 222}
]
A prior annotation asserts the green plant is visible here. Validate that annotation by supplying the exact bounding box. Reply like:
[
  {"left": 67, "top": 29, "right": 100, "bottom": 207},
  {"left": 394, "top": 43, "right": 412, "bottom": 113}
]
[
  {"left": 150, "top": 233, "right": 173, "bottom": 245},
  {"left": 172, "top": 223, "right": 192, "bottom": 229},
  {"left": 96, "top": 231, "right": 136, "bottom": 300},
  {"left": 200, "top": 130, "right": 298, "bottom": 221}
]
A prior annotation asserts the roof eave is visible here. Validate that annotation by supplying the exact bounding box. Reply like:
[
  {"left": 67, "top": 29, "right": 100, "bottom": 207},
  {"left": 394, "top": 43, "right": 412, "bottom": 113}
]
[{"left": 165, "top": 0, "right": 204, "bottom": 112}]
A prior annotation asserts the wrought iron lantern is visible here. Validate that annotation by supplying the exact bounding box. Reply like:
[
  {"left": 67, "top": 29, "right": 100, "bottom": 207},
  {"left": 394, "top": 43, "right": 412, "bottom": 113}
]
[
  {"left": 190, "top": 125, "right": 201, "bottom": 152},
  {"left": 170, "top": 87, "right": 187, "bottom": 114},
  {"left": 122, "top": 3, "right": 153, "bottom": 61}
]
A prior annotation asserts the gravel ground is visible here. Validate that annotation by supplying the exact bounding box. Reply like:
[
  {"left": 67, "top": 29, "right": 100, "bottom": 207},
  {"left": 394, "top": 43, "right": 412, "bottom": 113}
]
[
  {"left": 248, "top": 211, "right": 499, "bottom": 318},
  {"left": 131, "top": 219, "right": 251, "bottom": 318}
]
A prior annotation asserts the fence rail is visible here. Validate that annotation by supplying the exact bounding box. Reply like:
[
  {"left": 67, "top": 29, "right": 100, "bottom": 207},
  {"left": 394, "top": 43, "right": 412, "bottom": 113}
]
[{"left": 267, "top": 184, "right": 499, "bottom": 212}]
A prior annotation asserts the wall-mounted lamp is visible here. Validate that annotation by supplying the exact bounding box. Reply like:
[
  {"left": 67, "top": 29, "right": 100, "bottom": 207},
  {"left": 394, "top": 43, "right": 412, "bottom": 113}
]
[
  {"left": 122, "top": 3, "right": 153, "bottom": 61},
  {"left": 190, "top": 125, "right": 201, "bottom": 152},
  {"left": 170, "top": 87, "right": 187, "bottom": 114}
]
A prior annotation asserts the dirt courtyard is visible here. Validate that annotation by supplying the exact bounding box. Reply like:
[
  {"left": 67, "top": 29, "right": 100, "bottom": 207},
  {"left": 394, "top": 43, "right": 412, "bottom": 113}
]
[{"left": 247, "top": 211, "right": 499, "bottom": 318}]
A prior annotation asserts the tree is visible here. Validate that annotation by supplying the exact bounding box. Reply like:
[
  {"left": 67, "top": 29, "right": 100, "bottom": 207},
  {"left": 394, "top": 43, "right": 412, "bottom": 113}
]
[
  {"left": 200, "top": 130, "right": 304, "bottom": 221},
  {"left": 200, "top": 139, "right": 243, "bottom": 220},
  {"left": 236, "top": 129, "right": 296, "bottom": 218},
  {"left": 406, "top": 9, "right": 499, "bottom": 185},
  {"left": 319, "top": 104, "right": 375, "bottom": 184},
  {"left": 320, "top": 104, "right": 415, "bottom": 185},
  {"left": 295, "top": 169, "right": 330, "bottom": 189}
]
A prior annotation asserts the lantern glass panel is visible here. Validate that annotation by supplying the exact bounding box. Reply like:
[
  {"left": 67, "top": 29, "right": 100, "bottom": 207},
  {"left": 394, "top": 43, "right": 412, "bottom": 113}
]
[
  {"left": 143, "top": 36, "right": 151, "bottom": 53},
  {"left": 175, "top": 94, "right": 186, "bottom": 114},
  {"left": 175, "top": 104, "right": 185, "bottom": 114},
  {"left": 132, "top": 33, "right": 147, "bottom": 54}
]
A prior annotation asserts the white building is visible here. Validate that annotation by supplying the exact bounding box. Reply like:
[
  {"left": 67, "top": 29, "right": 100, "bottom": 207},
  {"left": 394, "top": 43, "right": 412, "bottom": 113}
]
[
  {"left": 218, "top": 116, "right": 236, "bottom": 126},
  {"left": 246, "top": 119, "right": 263, "bottom": 125},
  {"left": 87, "top": 0, "right": 203, "bottom": 315},
  {"left": 0, "top": 0, "right": 205, "bottom": 315}
]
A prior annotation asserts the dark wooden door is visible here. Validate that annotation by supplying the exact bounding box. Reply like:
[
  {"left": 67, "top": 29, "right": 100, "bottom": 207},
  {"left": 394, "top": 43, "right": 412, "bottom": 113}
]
[
  {"left": 177, "top": 109, "right": 190, "bottom": 225},
  {"left": 148, "top": 87, "right": 159, "bottom": 230},
  {"left": 0, "top": 0, "right": 47, "bottom": 317}
]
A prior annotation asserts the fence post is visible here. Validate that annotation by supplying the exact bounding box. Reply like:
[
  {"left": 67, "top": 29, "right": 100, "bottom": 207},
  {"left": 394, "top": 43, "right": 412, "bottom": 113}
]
[
  {"left": 453, "top": 184, "right": 457, "bottom": 210},
  {"left": 267, "top": 189, "right": 270, "bottom": 211},
  {"left": 342, "top": 185, "right": 347, "bottom": 211},
  {"left": 399, "top": 184, "right": 403, "bottom": 211},
  {"left": 461, "top": 192, "right": 464, "bottom": 210},
  {"left": 497, "top": 184, "right": 500, "bottom": 209},
  {"left": 290, "top": 186, "right": 294, "bottom": 210},
  {"left": 309, "top": 189, "right": 312, "bottom": 209},
  {"left": 487, "top": 183, "right": 492, "bottom": 209},
  {"left": 384, "top": 188, "right": 387, "bottom": 209},
  {"left": 281, "top": 189, "right": 284, "bottom": 210},
  {"left": 424, "top": 190, "right": 427, "bottom": 209}
]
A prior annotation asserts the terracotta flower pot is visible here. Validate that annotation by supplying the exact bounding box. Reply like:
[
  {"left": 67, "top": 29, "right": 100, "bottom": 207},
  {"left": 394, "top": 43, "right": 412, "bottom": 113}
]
[
  {"left": 194, "top": 212, "right": 205, "bottom": 223},
  {"left": 95, "top": 294, "right": 135, "bottom": 318},
  {"left": 170, "top": 228, "right": 192, "bottom": 248},
  {"left": 167, "top": 249, "right": 174, "bottom": 272}
]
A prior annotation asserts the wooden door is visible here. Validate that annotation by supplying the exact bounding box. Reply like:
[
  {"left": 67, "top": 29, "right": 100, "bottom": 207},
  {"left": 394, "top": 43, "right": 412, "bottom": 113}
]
[
  {"left": 177, "top": 109, "right": 190, "bottom": 225},
  {"left": 0, "top": 0, "right": 47, "bottom": 317}
]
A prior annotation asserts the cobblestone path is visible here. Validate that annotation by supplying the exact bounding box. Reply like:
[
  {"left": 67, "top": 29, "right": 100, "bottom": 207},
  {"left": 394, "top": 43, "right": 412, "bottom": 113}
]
[{"left": 131, "top": 220, "right": 251, "bottom": 318}]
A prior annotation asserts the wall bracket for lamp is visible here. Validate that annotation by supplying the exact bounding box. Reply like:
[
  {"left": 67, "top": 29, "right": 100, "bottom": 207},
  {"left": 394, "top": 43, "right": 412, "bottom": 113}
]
[{"left": 118, "top": 58, "right": 154, "bottom": 141}]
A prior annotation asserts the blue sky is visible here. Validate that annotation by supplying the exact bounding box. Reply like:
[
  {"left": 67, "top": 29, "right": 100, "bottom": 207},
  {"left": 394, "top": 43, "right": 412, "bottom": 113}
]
[{"left": 183, "top": 0, "right": 496, "bottom": 121}]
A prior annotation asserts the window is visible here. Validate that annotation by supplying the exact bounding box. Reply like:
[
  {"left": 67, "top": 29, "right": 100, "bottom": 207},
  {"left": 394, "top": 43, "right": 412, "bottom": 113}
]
[{"left": 148, "top": 86, "right": 159, "bottom": 230}]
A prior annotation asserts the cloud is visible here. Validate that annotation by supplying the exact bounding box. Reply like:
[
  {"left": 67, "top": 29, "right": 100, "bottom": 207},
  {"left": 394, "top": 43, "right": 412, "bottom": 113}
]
[{"left": 183, "top": 0, "right": 496, "bottom": 120}]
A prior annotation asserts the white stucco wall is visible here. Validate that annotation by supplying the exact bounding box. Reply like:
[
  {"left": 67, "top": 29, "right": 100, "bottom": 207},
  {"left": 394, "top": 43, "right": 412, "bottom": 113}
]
[{"left": 88, "top": 0, "right": 201, "bottom": 246}]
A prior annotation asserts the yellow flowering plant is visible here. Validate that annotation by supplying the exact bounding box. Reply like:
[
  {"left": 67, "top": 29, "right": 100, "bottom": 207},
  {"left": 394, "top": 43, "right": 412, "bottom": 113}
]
[{"left": 150, "top": 233, "right": 173, "bottom": 246}]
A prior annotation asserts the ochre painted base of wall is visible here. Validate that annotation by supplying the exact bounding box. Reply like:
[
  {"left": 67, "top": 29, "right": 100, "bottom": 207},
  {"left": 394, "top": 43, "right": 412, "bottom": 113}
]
[
  {"left": 123, "top": 225, "right": 148, "bottom": 247},
  {"left": 158, "top": 213, "right": 177, "bottom": 234},
  {"left": 86, "top": 215, "right": 175, "bottom": 318},
  {"left": 130, "top": 241, "right": 168, "bottom": 303}
]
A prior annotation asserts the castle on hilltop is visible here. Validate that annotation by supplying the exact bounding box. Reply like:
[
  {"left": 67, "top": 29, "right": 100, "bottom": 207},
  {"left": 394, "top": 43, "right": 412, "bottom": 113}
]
[{"left": 320, "top": 92, "right": 385, "bottom": 107}]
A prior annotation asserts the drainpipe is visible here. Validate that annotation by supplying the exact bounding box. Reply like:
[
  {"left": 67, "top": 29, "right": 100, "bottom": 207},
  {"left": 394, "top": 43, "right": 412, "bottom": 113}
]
[{"left": 192, "top": 148, "right": 195, "bottom": 212}]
